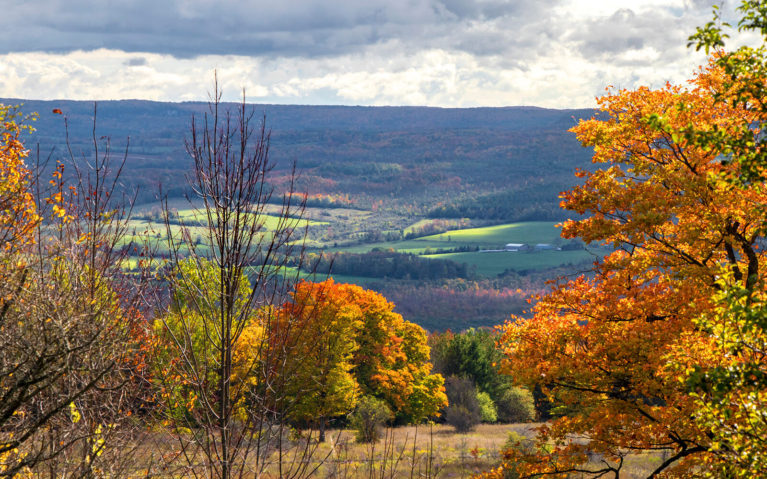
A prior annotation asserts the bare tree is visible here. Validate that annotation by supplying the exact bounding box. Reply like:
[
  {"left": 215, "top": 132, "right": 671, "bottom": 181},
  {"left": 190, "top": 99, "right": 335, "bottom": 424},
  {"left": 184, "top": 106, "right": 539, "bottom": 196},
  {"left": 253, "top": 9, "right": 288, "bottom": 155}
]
[
  {"left": 153, "top": 83, "right": 330, "bottom": 479},
  {"left": 0, "top": 104, "right": 153, "bottom": 477}
]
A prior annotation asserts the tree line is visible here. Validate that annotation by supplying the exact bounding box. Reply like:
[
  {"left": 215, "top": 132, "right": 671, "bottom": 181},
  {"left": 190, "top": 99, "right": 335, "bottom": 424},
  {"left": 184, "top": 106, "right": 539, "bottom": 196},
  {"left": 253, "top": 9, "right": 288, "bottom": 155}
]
[{"left": 307, "top": 250, "right": 476, "bottom": 280}]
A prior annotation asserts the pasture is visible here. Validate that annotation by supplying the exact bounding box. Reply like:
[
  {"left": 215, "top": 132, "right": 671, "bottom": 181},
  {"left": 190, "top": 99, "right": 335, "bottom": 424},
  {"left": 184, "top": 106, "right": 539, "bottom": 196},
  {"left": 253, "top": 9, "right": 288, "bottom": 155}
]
[
  {"left": 420, "top": 221, "right": 565, "bottom": 247},
  {"left": 121, "top": 201, "right": 606, "bottom": 280},
  {"left": 424, "top": 249, "right": 602, "bottom": 277}
]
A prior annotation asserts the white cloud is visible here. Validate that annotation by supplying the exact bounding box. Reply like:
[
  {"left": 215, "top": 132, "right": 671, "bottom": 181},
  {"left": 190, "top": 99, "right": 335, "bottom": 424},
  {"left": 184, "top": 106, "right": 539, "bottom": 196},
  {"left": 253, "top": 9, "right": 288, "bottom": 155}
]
[{"left": 0, "top": 0, "right": 757, "bottom": 107}]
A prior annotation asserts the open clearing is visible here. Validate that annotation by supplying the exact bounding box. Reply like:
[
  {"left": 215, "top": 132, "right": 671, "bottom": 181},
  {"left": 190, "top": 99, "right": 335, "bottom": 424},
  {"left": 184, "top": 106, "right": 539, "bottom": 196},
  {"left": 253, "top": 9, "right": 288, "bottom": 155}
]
[
  {"left": 421, "top": 221, "right": 565, "bottom": 246},
  {"left": 424, "top": 249, "right": 602, "bottom": 276},
  {"left": 124, "top": 201, "right": 606, "bottom": 279},
  {"left": 126, "top": 423, "right": 668, "bottom": 478}
]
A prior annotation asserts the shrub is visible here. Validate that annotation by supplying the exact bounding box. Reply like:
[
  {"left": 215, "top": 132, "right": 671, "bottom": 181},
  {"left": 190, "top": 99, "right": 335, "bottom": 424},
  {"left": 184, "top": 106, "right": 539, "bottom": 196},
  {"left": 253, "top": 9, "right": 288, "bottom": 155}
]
[
  {"left": 496, "top": 387, "right": 536, "bottom": 423},
  {"left": 503, "top": 430, "right": 537, "bottom": 455},
  {"left": 348, "top": 396, "right": 392, "bottom": 443},
  {"left": 444, "top": 375, "right": 481, "bottom": 433},
  {"left": 477, "top": 391, "right": 498, "bottom": 423},
  {"left": 445, "top": 405, "right": 481, "bottom": 433}
]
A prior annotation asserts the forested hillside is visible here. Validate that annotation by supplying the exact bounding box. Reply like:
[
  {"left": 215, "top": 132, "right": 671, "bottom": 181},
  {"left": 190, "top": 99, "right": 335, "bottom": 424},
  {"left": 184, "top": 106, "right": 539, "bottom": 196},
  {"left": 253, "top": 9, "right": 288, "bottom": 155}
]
[{"left": 6, "top": 99, "right": 593, "bottom": 220}]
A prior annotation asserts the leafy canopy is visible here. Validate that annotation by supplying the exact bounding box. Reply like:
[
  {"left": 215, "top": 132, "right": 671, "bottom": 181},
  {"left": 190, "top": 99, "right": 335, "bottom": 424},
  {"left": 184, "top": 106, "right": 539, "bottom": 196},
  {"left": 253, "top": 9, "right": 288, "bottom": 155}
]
[{"left": 489, "top": 56, "right": 767, "bottom": 478}]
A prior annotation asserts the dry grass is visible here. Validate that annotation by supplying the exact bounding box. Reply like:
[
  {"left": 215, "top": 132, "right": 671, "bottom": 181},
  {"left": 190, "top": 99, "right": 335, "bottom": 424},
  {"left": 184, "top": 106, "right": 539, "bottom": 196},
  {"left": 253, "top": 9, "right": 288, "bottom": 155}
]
[
  {"left": 92, "top": 423, "right": 671, "bottom": 478},
  {"left": 259, "top": 423, "right": 537, "bottom": 478},
  {"left": 120, "top": 423, "right": 533, "bottom": 478}
]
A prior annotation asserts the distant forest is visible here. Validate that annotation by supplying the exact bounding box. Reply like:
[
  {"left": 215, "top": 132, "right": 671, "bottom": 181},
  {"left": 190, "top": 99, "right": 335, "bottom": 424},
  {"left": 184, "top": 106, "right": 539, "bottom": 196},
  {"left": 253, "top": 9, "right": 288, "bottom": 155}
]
[{"left": 7, "top": 99, "right": 594, "bottom": 221}]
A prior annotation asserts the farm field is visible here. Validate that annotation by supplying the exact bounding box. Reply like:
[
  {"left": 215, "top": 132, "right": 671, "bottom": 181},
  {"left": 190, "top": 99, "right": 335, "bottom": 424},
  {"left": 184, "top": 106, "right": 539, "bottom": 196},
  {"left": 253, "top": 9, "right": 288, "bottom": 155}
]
[
  {"left": 421, "top": 221, "right": 566, "bottom": 246},
  {"left": 424, "top": 249, "right": 603, "bottom": 277},
  {"left": 121, "top": 207, "right": 608, "bottom": 279},
  {"left": 118, "top": 201, "right": 604, "bottom": 329},
  {"left": 322, "top": 220, "right": 609, "bottom": 277},
  {"left": 330, "top": 221, "right": 573, "bottom": 253}
]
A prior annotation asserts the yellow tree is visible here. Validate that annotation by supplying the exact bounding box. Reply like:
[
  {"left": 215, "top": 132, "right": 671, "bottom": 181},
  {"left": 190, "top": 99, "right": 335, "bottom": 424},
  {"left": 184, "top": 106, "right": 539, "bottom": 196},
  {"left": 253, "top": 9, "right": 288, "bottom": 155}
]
[
  {"left": 153, "top": 257, "right": 261, "bottom": 424},
  {"left": 489, "top": 61, "right": 767, "bottom": 478},
  {"left": 0, "top": 105, "right": 38, "bottom": 250},
  {"left": 278, "top": 279, "right": 362, "bottom": 442}
]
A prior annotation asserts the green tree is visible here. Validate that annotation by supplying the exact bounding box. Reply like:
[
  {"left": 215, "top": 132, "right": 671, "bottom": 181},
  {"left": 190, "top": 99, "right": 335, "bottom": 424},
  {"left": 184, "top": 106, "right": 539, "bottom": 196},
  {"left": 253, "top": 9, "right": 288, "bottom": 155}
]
[
  {"left": 477, "top": 391, "right": 497, "bottom": 423},
  {"left": 348, "top": 396, "right": 393, "bottom": 443},
  {"left": 429, "top": 329, "right": 514, "bottom": 412}
]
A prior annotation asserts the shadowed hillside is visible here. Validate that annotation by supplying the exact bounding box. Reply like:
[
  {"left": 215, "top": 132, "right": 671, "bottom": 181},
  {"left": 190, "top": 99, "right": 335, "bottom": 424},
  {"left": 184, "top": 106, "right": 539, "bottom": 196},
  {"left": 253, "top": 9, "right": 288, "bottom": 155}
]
[{"left": 6, "top": 99, "right": 594, "bottom": 220}]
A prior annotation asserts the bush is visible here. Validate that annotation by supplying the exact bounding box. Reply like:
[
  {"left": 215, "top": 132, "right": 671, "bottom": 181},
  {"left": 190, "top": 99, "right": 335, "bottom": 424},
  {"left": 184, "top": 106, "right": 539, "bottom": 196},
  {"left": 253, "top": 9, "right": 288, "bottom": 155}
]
[
  {"left": 477, "top": 391, "right": 498, "bottom": 423},
  {"left": 496, "top": 387, "right": 536, "bottom": 423},
  {"left": 444, "top": 375, "right": 481, "bottom": 433},
  {"left": 445, "top": 405, "right": 481, "bottom": 433},
  {"left": 348, "top": 396, "right": 392, "bottom": 443}
]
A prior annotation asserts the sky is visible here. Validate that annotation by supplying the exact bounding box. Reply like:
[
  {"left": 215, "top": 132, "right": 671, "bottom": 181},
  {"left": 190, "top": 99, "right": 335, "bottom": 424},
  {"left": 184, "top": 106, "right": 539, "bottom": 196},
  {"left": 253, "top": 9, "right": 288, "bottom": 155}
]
[{"left": 0, "top": 0, "right": 753, "bottom": 108}]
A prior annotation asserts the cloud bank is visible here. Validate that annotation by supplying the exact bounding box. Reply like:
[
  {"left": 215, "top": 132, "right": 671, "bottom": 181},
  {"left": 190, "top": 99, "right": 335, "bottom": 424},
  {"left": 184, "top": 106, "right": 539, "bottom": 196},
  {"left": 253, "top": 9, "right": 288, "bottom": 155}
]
[{"left": 0, "top": 0, "right": 745, "bottom": 107}]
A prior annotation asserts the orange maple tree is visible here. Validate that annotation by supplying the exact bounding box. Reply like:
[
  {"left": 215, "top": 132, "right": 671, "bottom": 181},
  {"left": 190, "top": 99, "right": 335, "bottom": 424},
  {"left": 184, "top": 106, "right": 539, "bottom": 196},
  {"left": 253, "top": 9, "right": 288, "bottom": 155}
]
[
  {"left": 273, "top": 278, "right": 362, "bottom": 441},
  {"left": 488, "top": 60, "right": 767, "bottom": 477},
  {"left": 277, "top": 279, "right": 447, "bottom": 425}
]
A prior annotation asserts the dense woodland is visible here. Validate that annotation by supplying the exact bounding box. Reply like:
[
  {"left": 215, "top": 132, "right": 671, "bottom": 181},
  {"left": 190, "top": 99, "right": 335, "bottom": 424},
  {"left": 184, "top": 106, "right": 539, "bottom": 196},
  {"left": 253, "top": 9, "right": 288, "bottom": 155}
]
[
  {"left": 6, "top": 98, "right": 593, "bottom": 220},
  {"left": 3, "top": 2, "right": 767, "bottom": 478}
]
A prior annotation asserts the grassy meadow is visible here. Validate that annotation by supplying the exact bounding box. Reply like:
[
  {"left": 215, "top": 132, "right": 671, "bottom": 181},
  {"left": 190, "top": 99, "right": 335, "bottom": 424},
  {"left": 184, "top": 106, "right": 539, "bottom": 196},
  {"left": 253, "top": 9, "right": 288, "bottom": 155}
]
[
  {"left": 122, "top": 202, "right": 609, "bottom": 279},
  {"left": 124, "top": 423, "right": 672, "bottom": 478},
  {"left": 421, "top": 221, "right": 564, "bottom": 246},
  {"left": 423, "top": 249, "right": 602, "bottom": 277}
]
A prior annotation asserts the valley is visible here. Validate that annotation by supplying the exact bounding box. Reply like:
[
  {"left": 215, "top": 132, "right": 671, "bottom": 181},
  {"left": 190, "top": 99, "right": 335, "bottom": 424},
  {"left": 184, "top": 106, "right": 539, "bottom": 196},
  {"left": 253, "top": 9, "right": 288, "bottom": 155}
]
[{"left": 8, "top": 98, "right": 603, "bottom": 331}]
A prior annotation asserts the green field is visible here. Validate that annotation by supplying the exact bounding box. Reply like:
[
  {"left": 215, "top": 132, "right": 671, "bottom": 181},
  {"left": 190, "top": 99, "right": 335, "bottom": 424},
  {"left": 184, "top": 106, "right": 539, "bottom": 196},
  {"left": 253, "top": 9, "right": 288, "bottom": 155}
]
[
  {"left": 319, "top": 221, "right": 608, "bottom": 277},
  {"left": 423, "top": 249, "right": 602, "bottom": 277},
  {"left": 120, "top": 209, "right": 326, "bottom": 255},
  {"left": 120, "top": 204, "right": 603, "bottom": 279},
  {"left": 420, "top": 221, "right": 565, "bottom": 247},
  {"left": 332, "top": 222, "right": 568, "bottom": 253}
]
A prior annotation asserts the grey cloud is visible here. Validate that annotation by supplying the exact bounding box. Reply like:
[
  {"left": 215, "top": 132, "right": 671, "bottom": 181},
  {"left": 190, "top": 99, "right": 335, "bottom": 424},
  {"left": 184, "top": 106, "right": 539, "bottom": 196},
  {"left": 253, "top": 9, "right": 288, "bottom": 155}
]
[
  {"left": 436, "top": 0, "right": 522, "bottom": 20},
  {"left": 568, "top": 8, "right": 689, "bottom": 62},
  {"left": 124, "top": 57, "right": 147, "bottom": 66},
  {"left": 566, "top": 1, "right": 744, "bottom": 67},
  {"left": 1, "top": 0, "right": 560, "bottom": 60}
]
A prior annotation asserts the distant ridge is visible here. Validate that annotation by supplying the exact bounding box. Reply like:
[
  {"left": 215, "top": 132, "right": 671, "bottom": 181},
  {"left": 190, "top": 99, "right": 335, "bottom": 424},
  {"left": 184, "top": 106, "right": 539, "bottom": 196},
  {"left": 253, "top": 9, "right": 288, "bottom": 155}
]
[
  {"left": 2, "top": 98, "right": 596, "bottom": 220},
  {"left": 2, "top": 98, "right": 593, "bottom": 134}
]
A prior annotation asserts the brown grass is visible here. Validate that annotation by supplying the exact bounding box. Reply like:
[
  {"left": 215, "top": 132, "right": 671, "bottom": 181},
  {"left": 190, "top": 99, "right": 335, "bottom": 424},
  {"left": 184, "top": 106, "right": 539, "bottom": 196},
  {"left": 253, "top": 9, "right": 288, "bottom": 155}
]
[
  {"left": 259, "top": 423, "right": 538, "bottom": 478},
  {"left": 94, "top": 422, "right": 671, "bottom": 478}
]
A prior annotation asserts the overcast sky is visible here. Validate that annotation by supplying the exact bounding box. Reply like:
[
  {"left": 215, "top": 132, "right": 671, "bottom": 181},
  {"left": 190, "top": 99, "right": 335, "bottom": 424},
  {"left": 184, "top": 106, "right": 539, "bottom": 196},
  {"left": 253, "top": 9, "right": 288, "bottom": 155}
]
[{"left": 0, "top": 0, "right": 752, "bottom": 108}]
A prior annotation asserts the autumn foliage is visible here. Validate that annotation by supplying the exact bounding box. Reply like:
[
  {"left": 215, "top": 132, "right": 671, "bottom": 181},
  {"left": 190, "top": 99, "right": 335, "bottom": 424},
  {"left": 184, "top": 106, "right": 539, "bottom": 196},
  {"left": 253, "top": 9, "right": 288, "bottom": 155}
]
[
  {"left": 280, "top": 279, "right": 447, "bottom": 426},
  {"left": 0, "top": 106, "right": 38, "bottom": 249},
  {"left": 488, "top": 60, "right": 767, "bottom": 477},
  {"left": 1, "top": 105, "right": 152, "bottom": 477}
]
